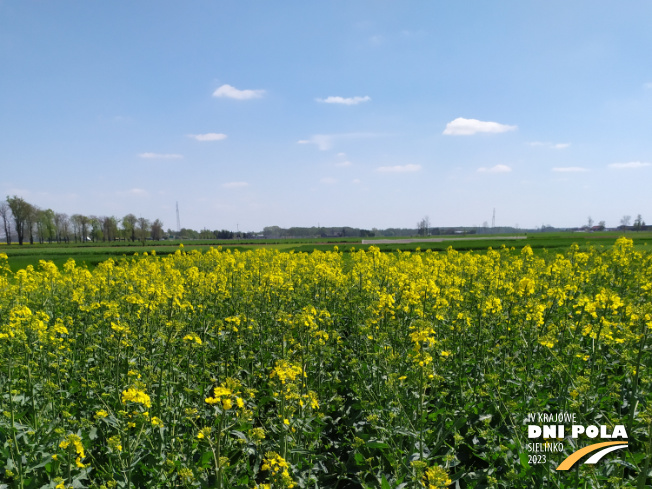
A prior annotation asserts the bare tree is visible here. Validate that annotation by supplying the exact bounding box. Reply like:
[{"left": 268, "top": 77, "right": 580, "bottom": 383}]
[
  {"left": 587, "top": 216, "right": 594, "bottom": 228},
  {"left": 0, "top": 201, "right": 11, "bottom": 244},
  {"left": 417, "top": 216, "right": 430, "bottom": 236},
  {"left": 620, "top": 215, "right": 631, "bottom": 229}
]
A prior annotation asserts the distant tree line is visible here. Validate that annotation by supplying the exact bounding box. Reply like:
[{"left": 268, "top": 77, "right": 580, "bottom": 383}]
[
  {"left": 169, "top": 228, "right": 255, "bottom": 240},
  {"left": 0, "top": 195, "right": 164, "bottom": 245}
]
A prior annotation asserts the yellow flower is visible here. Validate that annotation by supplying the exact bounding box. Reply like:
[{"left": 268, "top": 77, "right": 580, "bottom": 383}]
[
  {"left": 121, "top": 388, "right": 151, "bottom": 408},
  {"left": 95, "top": 409, "right": 109, "bottom": 419}
]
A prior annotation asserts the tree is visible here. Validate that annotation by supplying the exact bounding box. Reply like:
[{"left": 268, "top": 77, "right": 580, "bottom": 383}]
[
  {"left": 101, "top": 216, "right": 119, "bottom": 242},
  {"left": 620, "top": 215, "right": 631, "bottom": 229},
  {"left": 6, "top": 195, "right": 32, "bottom": 245},
  {"left": 136, "top": 217, "right": 150, "bottom": 245},
  {"left": 597, "top": 221, "right": 606, "bottom": 231},
  {"left": 417, "top": 216, "right": 430, "bottom": 236},
  {"left": 89, "top": 216, "right": 103, "bottom": 242},
  {"left": 587, "top": 216, "right": 594, "bottom": 228},
  {"left": 70, "top": 214, "right": 82, "bottom": 242},
  {"left": 71, "top": 214, "right": 90, "bottom": 242},
  {"left": 36, "top": 208, "right": 56, "bottom": 243},
  {"left": 54, "top": 213, "right": 70, "bottom": 243},
  {"left": 25, "top": 203, "right": 38, "bottom": 244},
  {"left": 151, "top": 219, "right": 164, "bottom": 241},
  {"left": 0, "top": 201, "right": 11, "bottom": 244},
  {"left": 633, "top": 214, "right": 645, "bottom": 231},
  {"left": 122, "top": 214, "right": 137, "bottom": 242}
]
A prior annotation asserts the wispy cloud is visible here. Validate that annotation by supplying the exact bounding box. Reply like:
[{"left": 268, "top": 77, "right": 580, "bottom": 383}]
[
  {"left": 443, "top": 118, "right": 517, "bottom": 136},
  {"left": 297, "top": 132, "right": 378, "bottom": 151},
  {"left": 608, "top": 161, "right": 651, "bottom": 169},
  {"left": 222, "top": 181, "right": 249, "bottom": 188},
  {"left": 188, "top": 133, "right": 227, "bottom": 141},
  {"left": 316, "top": 96, "right": 371, "bottom": 105},
  {"left": 376, "top": 164, "right": 421, "bottom": 173},
  {"left": 298, "top": 135, "right": 334, "bottom": 151},
  {"left": 139, "top": 153, "right": 183, "bottom": 159},
  {"left": 477, "top": 164, "right": 511, "bottom": 173},
  {"left": 529, "top": 141, "right": 570, "bottom": 149},
  {"left": 552, "top": 167, "right": 589, "bottom": 172},
  {"left": 320, "top": 177, "right": 337, "bottom": 184},
  {"left": 335, "top": 160, "right": 352, "bottom": 167},
  {"left": 644, "top": 82, "right": 652, "bottom": 89},
  {"left": 128, "top": 188, "right": 147, "bottom": 196},
  {"left": 213, "top": 84, "right": 265, "bottom": 100}
]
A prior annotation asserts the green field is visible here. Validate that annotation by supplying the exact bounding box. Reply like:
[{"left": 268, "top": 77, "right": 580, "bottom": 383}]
[{"left": 1, "top": 231, "right": 652, "bottom": 271}]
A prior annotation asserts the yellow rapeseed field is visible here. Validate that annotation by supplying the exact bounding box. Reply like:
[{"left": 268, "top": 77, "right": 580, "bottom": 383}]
[{"left": 0, "top": 238, "right": 650, "bottom": 488}]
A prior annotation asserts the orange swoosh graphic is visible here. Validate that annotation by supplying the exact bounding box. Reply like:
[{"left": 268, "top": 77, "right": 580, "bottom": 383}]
[{"left": 556, "top": 441, "right": 628, "bottom": 471}]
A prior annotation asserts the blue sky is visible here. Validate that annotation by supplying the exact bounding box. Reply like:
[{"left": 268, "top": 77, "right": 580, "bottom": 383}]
[{"left": 1, "top": 1, "right": 651, "bottom": 232}]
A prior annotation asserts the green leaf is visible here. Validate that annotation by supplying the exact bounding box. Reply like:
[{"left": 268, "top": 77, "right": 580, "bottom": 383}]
[
  {"left": 380, "top": 475, "right": 391, "bottom": 489},
  {"left": 367, "top": 441, "right": 390, "bottom": 449}
]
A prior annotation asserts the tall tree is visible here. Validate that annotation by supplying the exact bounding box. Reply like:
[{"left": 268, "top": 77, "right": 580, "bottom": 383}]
[
  {"left": 417, "top": 216, "right": 430, "bottom": 236},
  {"left": 89, "top": 216, "right": 103, "bottom": 242},
  {"left": 123, "top": 214, "right": 137, "bottom": 242},
  {"left": 101, "top": 216, "right": 119, "bottom": 242},
  {"left": 6, "top": 195, "right": 32, "bottom": 245},
  {"left": 151, "top": 219, "right": 164, "bottom": 241},
  {"left": 136, "top": 217, "right": 150, "bottom": 245},
  {"left": 70, "top": 214, "right": 83, "bottom": 242},
  {"left": 54, "top": 212, "right": 69, "bottom": 243},
  {"left": 42, "top": 209, "right": 56, "bottom": 243},
  {"left": 0, "top": 201, "right": 11, "bottom": 244}
]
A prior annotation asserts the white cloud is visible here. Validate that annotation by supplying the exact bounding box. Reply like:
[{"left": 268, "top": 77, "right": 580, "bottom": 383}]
[
  {"left": 188, "top": 133, "right": 227, "bottom": 141},
  {"left": 608, "top": 161, "right": 651, "bottom": 169},
  {"left": 320, "top": 177, "right": 337, "bottom": 184},
  {"left": 552, "top": 167, "right": 589, "bottom": 172},
  {"left": 316, "top": 96, "right": 371, "bottom": 105},
  {"left": 297, "top": 132, "right": 378, "bottom": 151},
  {"left": 298, "top": 135, "right": 334, "bottom": 151},
  {"left": 528, "top": 141, "right": 570, "bottom": 149},
  {"left": 352, "top": 179, "right": 361, "bottom": 184},
  {"left": 222, "top": 181, "right": 249, "bottom": 188},
  {"left": 443, "top": 118, "right": 517, "bottom": 136},
  {"left": 139, "top": 153, "right": 183, "bottom": 159},
  {"left": 644, "top": 82, "right": 652, "bottom": 89},
  {"left": 477, "top": 164, "right": 512, "bottom": 173},
  {"left": 376, "top": 164, "right": 421, "bottom": 173},
  {"left": 335, "top": 160, "right": 352, "bottom": 167},
  {"left": 213, "top": 84, "right": 265, "bottom": 100},
  {"left": 128, "top": 188, "right": 147, "bottom": 196}
]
